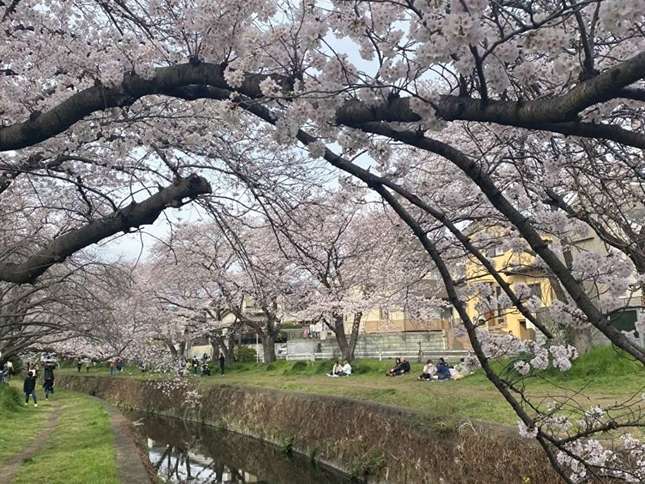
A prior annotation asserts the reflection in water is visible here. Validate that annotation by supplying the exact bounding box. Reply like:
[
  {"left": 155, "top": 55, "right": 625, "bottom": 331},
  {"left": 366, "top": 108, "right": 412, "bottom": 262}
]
[{"left": 130, "top": 413, "right": 354, "bottom": 484}]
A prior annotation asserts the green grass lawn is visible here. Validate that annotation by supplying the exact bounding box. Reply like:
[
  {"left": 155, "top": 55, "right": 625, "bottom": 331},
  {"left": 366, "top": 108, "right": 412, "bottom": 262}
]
[
  {"left": 0, "top": 384, "right": 52, "bottom": 464},
  {"left": 0, "top": 384, "right": 119, "bottom": 484},
  {"left": 62, "top": 346, "right": 644, "bottom": 427}
]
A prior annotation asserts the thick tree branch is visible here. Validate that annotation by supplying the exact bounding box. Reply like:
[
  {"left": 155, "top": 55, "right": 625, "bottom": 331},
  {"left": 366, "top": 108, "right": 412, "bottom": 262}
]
[
  {"left": 0, "top": 62, "right": 289, "bottom": 151},
  {"left": 2, "top": 52, "right": 643, "bottom": 151},
  {"left": 336, "top": 97, "right": 645, "bottom": 149},
  {"left": 0, "top": 174, "right": 211, "bottom": 284}
]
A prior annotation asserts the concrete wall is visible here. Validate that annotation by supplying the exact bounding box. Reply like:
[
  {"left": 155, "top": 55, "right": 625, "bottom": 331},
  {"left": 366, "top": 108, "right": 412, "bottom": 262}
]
[
  {"left": 285, "top": 331, "right": 456, "bottom": 361},
  {"left": 58, "top": 375, "right": 560, "bottom": 483}
]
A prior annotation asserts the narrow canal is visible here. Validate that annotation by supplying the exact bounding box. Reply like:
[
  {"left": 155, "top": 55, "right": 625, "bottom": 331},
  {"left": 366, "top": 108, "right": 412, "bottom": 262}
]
[{"left": 129, "top": 413, "right": 355, "bottom": 483}]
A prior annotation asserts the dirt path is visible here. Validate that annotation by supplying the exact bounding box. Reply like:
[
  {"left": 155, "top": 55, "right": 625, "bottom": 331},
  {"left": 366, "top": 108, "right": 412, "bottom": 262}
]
[
  {"left": 97, "top": 400, "right": 153, "bottom": 484},
  {"left": 0, "top": 403, "right": 61, "bottom": 483},
  {"left": 1, "top": 394, "right": 151, "bottom": 484}
]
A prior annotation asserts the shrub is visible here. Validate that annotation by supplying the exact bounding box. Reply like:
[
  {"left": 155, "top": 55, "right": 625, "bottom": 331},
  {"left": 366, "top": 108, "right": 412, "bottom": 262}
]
[
  {"left": 313, "top": 360, "right": 333, "bottom": 375},
  {"left": 236, "top": 346, "right": 257, "bottom": 363},
  {"left": 0, "top": 384, "right": 23, "bottom": 415},
  {"left": 281, "top": 360, "right": 309, "bottom": 375}
]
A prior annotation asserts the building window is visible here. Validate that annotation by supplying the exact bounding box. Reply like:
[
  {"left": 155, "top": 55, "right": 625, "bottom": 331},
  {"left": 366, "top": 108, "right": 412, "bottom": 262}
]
[{"left": 485, "top": 245, "right": 505, "bottom": 258}]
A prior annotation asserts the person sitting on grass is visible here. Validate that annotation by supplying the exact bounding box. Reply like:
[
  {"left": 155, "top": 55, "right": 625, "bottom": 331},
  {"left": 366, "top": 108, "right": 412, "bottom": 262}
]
[
  {"left": 386, "top": 357, "right": 402, "bottom": 376},
  {"left": 452, "top": 355, "right": 476, "bottom": 380},
  {"left": 418, "top": 359, "right": 436, "bottom": 380},
  {"left": 327, "top": 359, "right": 344, "bottom": 377},
  {"left": 339, "top": 360, "right": 352, "bottom": 376},
  {"left": 387, "top": 357, "right": 411, "bottom": 377},
  {"left": 436, "top": 358, "right": 452, "bottom": 381},
  {"left": 23, "top": 370, "right": 38, "bottom": 407}
]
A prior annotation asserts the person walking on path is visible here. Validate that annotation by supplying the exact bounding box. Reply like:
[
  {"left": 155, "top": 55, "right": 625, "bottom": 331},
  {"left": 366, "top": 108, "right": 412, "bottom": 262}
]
[
  {"left": 218, "top": 352, "right": 225, "bottom": 375},
  {"left": 76, "top": 358, "right": 82, "bottom": 372},
  {"left": 43, "top": 364, "right": 55, "bottom": 399},
  {"left": 109, "top": 359, "right": 116, "bottom": 376},
  {"left": 23, "top": 370, "right": 38, "bottom": 407}
]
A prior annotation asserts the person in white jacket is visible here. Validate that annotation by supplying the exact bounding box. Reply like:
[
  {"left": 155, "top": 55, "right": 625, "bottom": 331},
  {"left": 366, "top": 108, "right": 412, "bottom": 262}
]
[{"left": 418, "top": 359, "right": 436, "bottom": 380}]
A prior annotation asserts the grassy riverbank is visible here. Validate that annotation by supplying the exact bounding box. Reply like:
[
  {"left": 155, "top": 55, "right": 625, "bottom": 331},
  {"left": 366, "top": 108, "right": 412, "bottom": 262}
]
[
  {"left": 0, "top": 384, "right": 119, "bottom": 483},
  {"left": 63, "top": 346, "right": 644, "bottom": 427},
  {"left": 0, "top": 384, "right": 50, "bottom": 463}
]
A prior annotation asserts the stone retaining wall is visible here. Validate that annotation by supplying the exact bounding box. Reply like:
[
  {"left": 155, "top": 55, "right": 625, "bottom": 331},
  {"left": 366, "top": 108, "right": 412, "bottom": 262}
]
[{"left": 58, "top": 375, "right": 561, "bottom": 483}]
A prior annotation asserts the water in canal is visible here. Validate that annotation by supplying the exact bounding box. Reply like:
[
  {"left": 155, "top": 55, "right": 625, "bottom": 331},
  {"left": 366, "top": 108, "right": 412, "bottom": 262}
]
[{"left": 129, "top": 413, "right": 355, "bottom": 483}]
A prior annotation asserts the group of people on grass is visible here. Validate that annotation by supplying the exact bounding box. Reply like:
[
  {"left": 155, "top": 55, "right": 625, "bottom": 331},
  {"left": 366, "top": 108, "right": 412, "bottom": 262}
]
[
  {"left": 327, "top": 359, "right": 352, "bottom": 377},
  {"left": 326, "top": 356, "right": 470, "bottom": 381},
  {"left": 76, "top": 357, "right": 94, "bottom": 372},
  {"left": 418, "top": 358, "right": 453, "bottom": 381},
  {"left": 22, "top": 362, "right": 57, "bottom": 407},
  {"left": 180, "top": 352, "right": 226, "bottom": 376},
  {"left": 109, "top": 357, "right": 125, "bottom": 376},
  {"left": 388, "top": 356, "right": 469, "bottom": 381}
]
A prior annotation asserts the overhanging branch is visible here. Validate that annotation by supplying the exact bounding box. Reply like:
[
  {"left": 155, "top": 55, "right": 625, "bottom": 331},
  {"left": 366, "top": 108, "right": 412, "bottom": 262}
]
[
  {"left": 1, "top": 52, "right": 643, "bottom": 151},
  {"left": 0, "top": 174, "right": 211, "bottom": 284}
]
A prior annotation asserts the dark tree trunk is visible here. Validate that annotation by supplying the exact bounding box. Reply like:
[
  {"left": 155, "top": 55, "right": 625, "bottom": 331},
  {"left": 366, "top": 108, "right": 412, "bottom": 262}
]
[
  {"left": 330, "top": 313, "right": 357, "bottom": 361},
  {"left": 164, "top": 339, "right": 178, "bottom": 358},
  {"left": 227, "top": 332, "right": 237, "bottom": 362},
  {"left": 178, "top": 340, "right": 187, "bottom": 359},
  {"left": 210, "top": 333, "right": 234, "bottom": 363},
  {"left": 261, "top": 332, "right": 276, "bottom": 363},
  {"left": 347, "top": 312, "right": 362, "bottom": 361}
]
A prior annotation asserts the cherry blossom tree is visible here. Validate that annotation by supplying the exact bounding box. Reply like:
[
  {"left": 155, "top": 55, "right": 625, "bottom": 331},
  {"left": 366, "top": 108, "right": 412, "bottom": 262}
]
[
  {"left": 276, "top": 184, "right": 448, "bottom": 360},
  {"left": 1, "top": 1, "right": 644, "bottom": 480},
  {"left": 146, "top": 219, "right": 300, "bottom": 363}
]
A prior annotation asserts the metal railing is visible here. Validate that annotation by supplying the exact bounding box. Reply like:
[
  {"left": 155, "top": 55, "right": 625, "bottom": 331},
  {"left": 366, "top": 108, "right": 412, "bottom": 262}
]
[{"left": 284, "top": 349, "right": 469, "bottom": 362}]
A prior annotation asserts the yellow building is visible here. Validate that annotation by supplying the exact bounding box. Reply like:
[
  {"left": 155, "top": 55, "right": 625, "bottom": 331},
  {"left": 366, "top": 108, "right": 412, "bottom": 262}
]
[
  {"left": 464, "top": 228, "right": 557, "bottom": 340},
  {"left": 463, "top": 222, "right": 641, "bottom": 341}
]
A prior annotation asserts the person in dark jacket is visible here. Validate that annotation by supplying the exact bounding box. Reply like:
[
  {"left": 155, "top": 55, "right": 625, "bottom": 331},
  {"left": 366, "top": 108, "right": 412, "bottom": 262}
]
[
  {"left": 436, "top": 358, "right": 452, "bottom": 380},
  {"left": 43, "top": 364, "right": 55, "bottom": 399},
  {"left": 218, "top": 352, "right": 225, "bottom": 375},
  {"left": 386, "top": 357, "right": 402, "bottom": 376},
  {"left": 387, "top": 357, "right": 411, "bottom": 377},
  {"left": 23, "top": 370, "right": 38, "bottom": 406}
]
